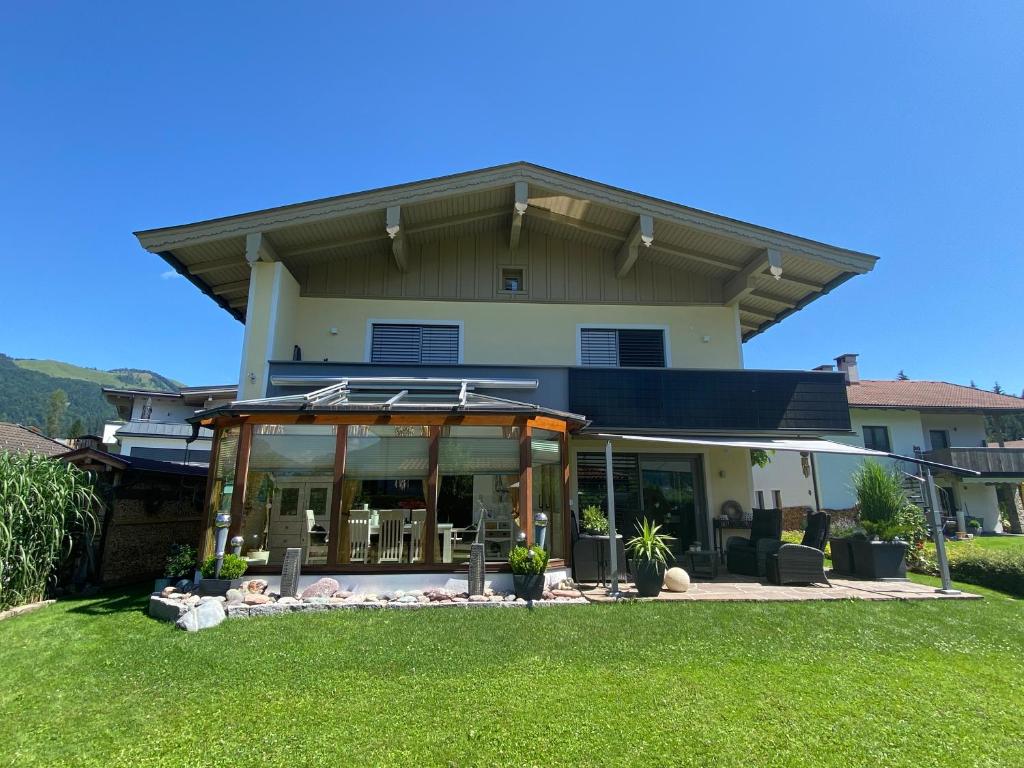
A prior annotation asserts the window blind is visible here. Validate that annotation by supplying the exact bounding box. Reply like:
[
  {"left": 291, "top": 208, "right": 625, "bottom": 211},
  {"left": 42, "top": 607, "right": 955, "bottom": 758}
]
[
  {"left": 580, "top": 328, "right": 665, "bottom": 368},
  {"left": 370, "top": 323, "right": 460, "bottom": 364}
]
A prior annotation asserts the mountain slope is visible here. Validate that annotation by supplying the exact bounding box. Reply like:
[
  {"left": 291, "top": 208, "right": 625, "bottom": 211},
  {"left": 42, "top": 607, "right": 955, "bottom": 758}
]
[
  {"left": 0, "top": 354, "right": 184, "bottom": 436},
  {"left": 13, "top": 359, "right": 183, "bottom": 391}
]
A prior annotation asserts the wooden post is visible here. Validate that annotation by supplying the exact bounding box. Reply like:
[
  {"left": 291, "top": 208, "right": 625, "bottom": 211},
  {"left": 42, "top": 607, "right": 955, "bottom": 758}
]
[
  {"left": 425, "top": 427, "right": 440, "bottom": 564},
  {"left": 328, "top": 426, "right": 347, "bottom": 568},
  {"left": 560, "top": 430, "right": 571, "bottom": 563},
  {"left": 197, "top": 427, "right": 223, "bottom": 562},
  {"left": 519, "top": 424, "right": 534, "bottom": 546},
  {"left": 227, "top": 422, "right": 252, "bottom": 542}
]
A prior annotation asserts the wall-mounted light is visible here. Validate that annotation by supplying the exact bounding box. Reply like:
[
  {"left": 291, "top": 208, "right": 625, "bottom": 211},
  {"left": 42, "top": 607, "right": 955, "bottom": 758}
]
[
  {"left": 702, "top": 335, "right": 711, "bottom": 343},
  {"left": 329, "top": 327, "right": 338, "bottom": 335}
]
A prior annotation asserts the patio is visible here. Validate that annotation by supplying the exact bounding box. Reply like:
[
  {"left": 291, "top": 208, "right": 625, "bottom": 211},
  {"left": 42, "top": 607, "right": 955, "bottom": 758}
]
[{"left": 580, "top": 572, "right": 982, "bottom": 602}]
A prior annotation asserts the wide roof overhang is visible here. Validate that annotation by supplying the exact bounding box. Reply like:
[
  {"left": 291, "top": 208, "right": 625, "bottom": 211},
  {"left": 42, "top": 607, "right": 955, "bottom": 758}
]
[{"left": 135, "top": 162, "right": 878, "bottom": 341}]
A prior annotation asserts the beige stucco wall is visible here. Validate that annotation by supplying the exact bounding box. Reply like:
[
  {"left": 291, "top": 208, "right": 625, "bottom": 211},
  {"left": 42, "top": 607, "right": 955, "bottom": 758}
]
[
  {"left": 239, "top": 262, "right": 300, "bottom": 399},
  {"left": 288, "top": 296, "right": 742, "bottom": 369}
]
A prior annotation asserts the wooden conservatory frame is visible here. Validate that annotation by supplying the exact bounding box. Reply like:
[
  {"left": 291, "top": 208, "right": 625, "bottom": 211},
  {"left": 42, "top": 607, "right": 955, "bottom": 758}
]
[{"left": 195, "top": 406, "right": 582, "bottom": 575}]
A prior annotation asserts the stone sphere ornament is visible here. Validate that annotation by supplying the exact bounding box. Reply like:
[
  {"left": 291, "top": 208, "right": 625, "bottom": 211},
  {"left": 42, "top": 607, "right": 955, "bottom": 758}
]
[{"left": 664, "top": 567, "right": 691, "bottom": 593}]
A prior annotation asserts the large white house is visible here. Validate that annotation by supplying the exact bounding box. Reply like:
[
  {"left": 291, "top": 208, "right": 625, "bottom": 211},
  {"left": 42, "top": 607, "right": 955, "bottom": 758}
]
[
  {"left": 754, "top": 353, "right": 1024, "bottom": 532},
  {"left": 134, "top": 162, "right": 879, "bottom": 584}
]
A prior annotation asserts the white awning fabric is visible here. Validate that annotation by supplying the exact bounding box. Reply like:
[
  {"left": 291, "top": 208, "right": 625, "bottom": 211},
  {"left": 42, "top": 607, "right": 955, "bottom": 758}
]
[{"left": 594, "top": 433, "right": 889, "bottom": 457}]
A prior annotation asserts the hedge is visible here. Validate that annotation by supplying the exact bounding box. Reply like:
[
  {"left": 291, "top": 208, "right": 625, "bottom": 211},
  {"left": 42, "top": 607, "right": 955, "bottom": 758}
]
[{"left": 947, "top": 549, "right": 1024, "bottom": 598}]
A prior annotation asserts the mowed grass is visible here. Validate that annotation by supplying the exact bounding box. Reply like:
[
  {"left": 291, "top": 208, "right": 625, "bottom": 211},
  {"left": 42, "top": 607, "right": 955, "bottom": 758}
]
[{"left": 1, "top": 585, "right": 1022, "bottom": 768}]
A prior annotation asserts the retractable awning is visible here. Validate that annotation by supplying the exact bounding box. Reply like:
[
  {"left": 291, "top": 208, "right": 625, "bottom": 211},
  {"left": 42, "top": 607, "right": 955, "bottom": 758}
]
[{"left": 594, "top": 433, "right": 981, "bottom": 476}]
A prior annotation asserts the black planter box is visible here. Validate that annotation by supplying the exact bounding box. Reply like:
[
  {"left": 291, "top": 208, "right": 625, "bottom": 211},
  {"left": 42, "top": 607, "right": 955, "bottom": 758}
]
[
  {"left": 849, "top": 540, "right": 908, "bottom": 581},
  {"left": 512, "top": 573, "right": 546, "bottom": 601},
  {"left": 828, "top": 538, "right": 855, "bottom": 576},
  {"left": 631, "top": 560, "right": 665, "bottom": 597},
  {"left": 197, "top": 577, "right": 243, "bottom": 597}
]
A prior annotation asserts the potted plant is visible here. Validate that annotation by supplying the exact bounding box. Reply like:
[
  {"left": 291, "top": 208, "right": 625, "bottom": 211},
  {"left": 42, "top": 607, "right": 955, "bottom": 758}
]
[
  {"left": 849, "top": 461, "right": 913, "bottom": 580},
  {"left": 155, "top": 543, "right": 197, "bottom": 592},
  {"left": 580, "top": 505, "right": 610, "bottom": 535},
  {"left": 967, "top": 518, "right": 982, "bottom": 537},
  {"left": 197, "top": 553, "right": 248, "bottom": 596},
  {"left": 625, "top": 517, "right": 675, "bottom": 597},
  {"left": 508, "top": 544, "right": 549, "bottom": 600}
]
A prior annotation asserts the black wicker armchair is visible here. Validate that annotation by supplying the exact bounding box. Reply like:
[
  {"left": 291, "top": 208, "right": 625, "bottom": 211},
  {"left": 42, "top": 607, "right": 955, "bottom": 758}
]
[
  {"left": 766, "top": 512, "right": 831, "bottom": 586},
  {"left": 725, "top": 509, "right": 782, "bottom": 577}
]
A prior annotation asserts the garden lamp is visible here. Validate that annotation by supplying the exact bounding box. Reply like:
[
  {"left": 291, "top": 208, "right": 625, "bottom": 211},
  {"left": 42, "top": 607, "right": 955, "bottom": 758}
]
[{"left": 213, "top": 512, "right": 231, "bottom": 578}]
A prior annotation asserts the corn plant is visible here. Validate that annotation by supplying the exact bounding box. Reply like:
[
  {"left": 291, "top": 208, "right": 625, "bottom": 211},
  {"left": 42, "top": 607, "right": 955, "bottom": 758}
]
[{"left": 0, "top": 451, "right": 98, "bottom": 610}]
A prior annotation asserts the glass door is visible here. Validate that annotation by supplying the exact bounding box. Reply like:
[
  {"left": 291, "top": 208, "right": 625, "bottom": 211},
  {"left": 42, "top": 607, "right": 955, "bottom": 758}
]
[{"left": 640, "top": 456, "right": 703, "bottom": 558}]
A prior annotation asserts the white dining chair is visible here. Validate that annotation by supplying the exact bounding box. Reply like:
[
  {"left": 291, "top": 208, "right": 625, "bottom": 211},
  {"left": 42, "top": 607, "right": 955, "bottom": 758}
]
[
  {"left": 376, "top": 509, "right": 405, "bottom": 564},
  {"left": 408, "top": 509, "right": 427, "bottom": 563},
  {"left": 348, "top": 514, "right": 371, "bottom": 563}
]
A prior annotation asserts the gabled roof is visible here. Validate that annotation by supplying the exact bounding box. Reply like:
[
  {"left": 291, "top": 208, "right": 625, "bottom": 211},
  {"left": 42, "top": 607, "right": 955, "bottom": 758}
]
[
  {"left": 135, "top": 162, "right": 878, "bottom": 341},
  {"left": 848, "top": 381, "right": 1024, "bottom": 412},
  {"left": 60, "top": 447, "right": 208, "bottom": 477},
  {"left": 0, "top": 423, "right": 69, "bottom": 457}
]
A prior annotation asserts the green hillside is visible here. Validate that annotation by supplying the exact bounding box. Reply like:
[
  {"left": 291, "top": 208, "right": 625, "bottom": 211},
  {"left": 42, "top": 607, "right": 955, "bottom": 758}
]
[
  {"left": 0, "top": 354, "right": 184, "bottom": 436},
  {"left": 14, "top": 358, "right": 183, "bottom": 391}
]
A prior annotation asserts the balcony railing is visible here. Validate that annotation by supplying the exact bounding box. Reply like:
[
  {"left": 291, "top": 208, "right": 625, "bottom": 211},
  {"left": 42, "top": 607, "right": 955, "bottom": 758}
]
[{"left": 923, "top": 447, "right": 1024, "bottom": 477}]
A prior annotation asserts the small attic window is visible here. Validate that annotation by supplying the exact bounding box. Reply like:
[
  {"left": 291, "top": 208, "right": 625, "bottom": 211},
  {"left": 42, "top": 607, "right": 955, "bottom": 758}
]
[{"left": 499, "top": 266, "right": 526, "bottom": 294}]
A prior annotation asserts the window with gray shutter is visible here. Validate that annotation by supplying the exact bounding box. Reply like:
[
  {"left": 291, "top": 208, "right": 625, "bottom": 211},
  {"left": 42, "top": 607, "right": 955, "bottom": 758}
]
[
  {"left": 580, "top": 327, "right": 665, "bottom": 368},
  {"left": 370, "top": 323, "right": 460, "bottom": 364}
]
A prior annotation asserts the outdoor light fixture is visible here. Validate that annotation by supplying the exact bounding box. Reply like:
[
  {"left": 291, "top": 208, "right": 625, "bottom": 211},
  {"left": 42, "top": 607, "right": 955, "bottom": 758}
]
[
  {"left": 213, "top": 512, "right": 231, "bottom": 578},
  {"left": 767, "top": 247, "right": 783, "bottom": 280}
]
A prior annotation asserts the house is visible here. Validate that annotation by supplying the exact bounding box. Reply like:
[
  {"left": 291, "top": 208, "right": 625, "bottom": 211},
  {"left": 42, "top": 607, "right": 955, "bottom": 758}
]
[
  {"left": 134, "top": 161, "right": 878, "bottom": 587},
  {"left": 102, "top": 385, "right": 236, "bottom": 465},
  {"left": 753, "top": 353, "right": 1024, "bottom": 533},
  {"left": 0, "top": 422, "right": 69, "bottom": 458}
]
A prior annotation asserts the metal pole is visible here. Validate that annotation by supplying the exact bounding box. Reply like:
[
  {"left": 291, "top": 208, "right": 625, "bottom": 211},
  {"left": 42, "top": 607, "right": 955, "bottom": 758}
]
[
  {"left": 605, "top": 440, "right": 619, "bottom": 596},
  {"left": 924, "top": 466, "right": 958, "bottom": 595}
]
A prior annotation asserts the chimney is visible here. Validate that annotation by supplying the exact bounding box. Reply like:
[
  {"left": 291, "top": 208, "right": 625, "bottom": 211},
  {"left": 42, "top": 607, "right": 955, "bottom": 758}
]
[
  {"left": 835, "top": 353, "right": 860, "bottom": 385},
  {"left": 813, "top": 364, "right": 835, "bottom": 372}
]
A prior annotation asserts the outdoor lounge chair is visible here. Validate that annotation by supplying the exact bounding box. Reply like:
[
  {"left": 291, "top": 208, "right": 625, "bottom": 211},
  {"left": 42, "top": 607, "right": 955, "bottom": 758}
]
[
  {"left": 725, "top": 508, "right": 782, "bottom": 577},
  {"left": 766, "top": 512, "right": 832, "bottom": 586}
]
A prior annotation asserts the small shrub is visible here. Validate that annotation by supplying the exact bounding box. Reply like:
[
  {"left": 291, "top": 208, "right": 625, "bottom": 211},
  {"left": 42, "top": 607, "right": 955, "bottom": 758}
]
[
  {"left": 508, "top": 545, "right": 549, "bottom": 575},
  {"left": 781, "top": 530, "right": 804, "bottom": 546},
  {"left": 199, "top": 554, "right": 247, "bottom": 580},
  {"left": 581, "top": 505, "right": 609, "bottom": 535},
  {"left": 948, "top": 549, "right": 1024, "bottom": 598},
  {"left": 164, "top": 543, "right": 197, "bottom": 579}
]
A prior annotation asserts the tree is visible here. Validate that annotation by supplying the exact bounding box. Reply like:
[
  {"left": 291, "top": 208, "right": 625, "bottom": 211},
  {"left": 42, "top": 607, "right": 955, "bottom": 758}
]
[
  {"left": 994, "top": 382, "right": 1004, "bottom": 395},
  {"left": 44, "top": 389, "right": 69, "bottom": 437},
  {"left": 68, "top": 418, "right": 85, "bottom": 438},
  {"left": 897, "top": 370, "right": 909, "bottom": 380},
  {"left": 970, "top": 380, "right": 977, "bottom": 389}
]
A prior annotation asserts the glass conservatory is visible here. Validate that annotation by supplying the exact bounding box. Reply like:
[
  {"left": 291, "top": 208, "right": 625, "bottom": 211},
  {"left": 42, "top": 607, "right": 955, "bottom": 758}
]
[{"left": 194, "top": 378, "right": 583, "bottom": 574}]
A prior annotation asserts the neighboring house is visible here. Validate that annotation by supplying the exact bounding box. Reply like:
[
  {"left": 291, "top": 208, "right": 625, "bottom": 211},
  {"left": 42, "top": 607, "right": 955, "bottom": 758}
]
[
  {"left": 102, "top": 385, "right": 236, "bottom": 466},
  {"left": 0, "top": 422, "right": 69, "bottom": 457},
  {"left": 754, "top": 353, "right": 1024, "bottom": 532},
  {"left": 134, "top": 161, "right": 877, "bottom": 584}
]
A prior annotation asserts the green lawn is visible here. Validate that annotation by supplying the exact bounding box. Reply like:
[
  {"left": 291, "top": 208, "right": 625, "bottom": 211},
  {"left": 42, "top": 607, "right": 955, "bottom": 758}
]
[
  {"left": 944, "top": 534, "right": 1024, "bottom": 553},
  {"left": 1, "top": 586, "right": 1022, "bottom": 768}
]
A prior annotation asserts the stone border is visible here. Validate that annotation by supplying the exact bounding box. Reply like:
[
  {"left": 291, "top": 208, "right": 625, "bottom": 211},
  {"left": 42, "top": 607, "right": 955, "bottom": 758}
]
[
  {"left": 0, "top": 599, "right": 56, "bottom": 622},
  {"left": 149, "top": 593, "right": 588, "bottom": 624}
]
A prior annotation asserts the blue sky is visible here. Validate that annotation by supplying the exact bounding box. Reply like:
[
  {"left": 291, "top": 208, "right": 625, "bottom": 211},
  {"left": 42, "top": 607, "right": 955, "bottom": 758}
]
[{"left": 1, "top": 3, "right": 1021, "bottom": 391}]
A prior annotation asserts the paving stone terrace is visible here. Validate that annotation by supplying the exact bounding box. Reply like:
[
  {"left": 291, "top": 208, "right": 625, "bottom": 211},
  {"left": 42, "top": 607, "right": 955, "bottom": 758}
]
[{"left": 581, "top": 573, "right": 982, "bottom": 602}]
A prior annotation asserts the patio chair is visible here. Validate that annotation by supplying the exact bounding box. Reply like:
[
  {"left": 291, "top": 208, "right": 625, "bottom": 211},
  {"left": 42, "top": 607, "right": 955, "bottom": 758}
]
[
  {"left": 348, "top": 514, "right": 371, "bottom": 563},
  {"left": 766, "top": 512, "right": 831, "bottom": 586},
  {"left": 408, "top": 509, "right": 427, "bottom": 564},
  {"left": 376, "top": 509, "right": 405, "bottom": 564},
  {"left": 725, "top": 508, "right": 782, "bottom": 577}
]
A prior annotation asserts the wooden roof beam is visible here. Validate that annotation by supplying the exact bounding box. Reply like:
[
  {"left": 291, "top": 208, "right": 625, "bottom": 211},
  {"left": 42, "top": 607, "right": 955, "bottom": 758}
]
[
  {"left": 614, "top": 215, "right": 654, "bottom": 278},
  {"left": 386, "top": 206, "right": 407, "bottom": 272},
  {"left": 190, "top": 256, "right": 242, "bottom": 276},
  {"left": 723, "top": 248, "right": 783, "bottom": 305},
  {"left": 245, "top": 232, "right": 279, "bottom": 264},
  {"left": 749, "top": 289, "right": 797, "bottom": 308},
  {"left": 739, "top": 306, "right": 777, "bottom": 322},
  {"left": 509, "top": 181, "right": 528, "bottom": 254}
]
